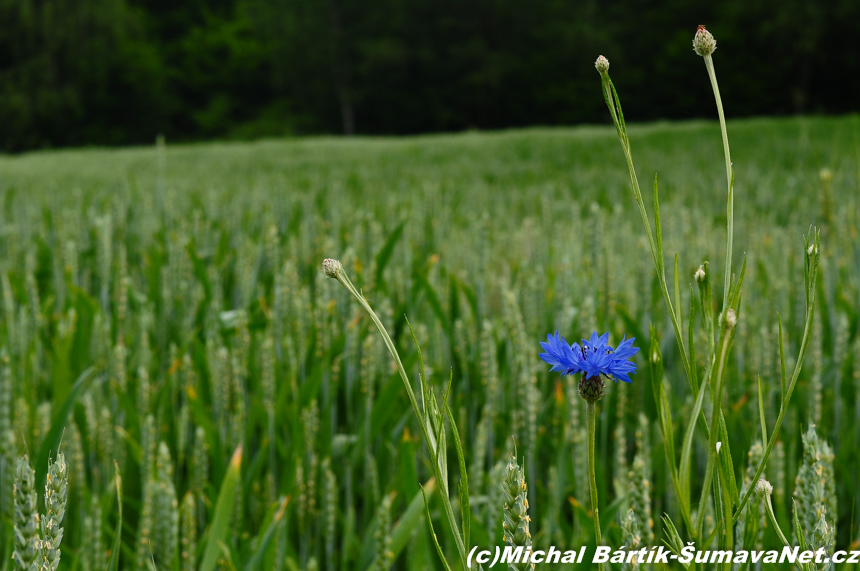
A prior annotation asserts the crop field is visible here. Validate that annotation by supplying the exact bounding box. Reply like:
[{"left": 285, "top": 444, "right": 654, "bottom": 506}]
[{"left": 0, "top": 112, "right": 859, "bottom": 570}]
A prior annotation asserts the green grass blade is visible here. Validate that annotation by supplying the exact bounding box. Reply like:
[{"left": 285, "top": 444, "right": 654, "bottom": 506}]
[
  {"left": 717, "top": 410, "right": 738, "bottom": 505},
  {"left": 728, "top": 254, "right": 747, "bottom": 309},
  {"left": 733, "top": 230, "right": 821, "bottom": 522},
  {"left": 368, "top": 479, "right": 437, "bottom": 570},
  {"left": 649, "top": 324, "right": 691, "bottom": 532},
  {"left": 244, "top": 497, "right": 289, "bottom": 571},
  {"left": 610, "top": 80, "right": 627, "bottom": 133},
  {"left": 680, "top": 367, "right": 710, "bottom": 522},
  {"left": 757, "top": 375, "right": 768, "bottom": 445},
  {"left": 654, "top": 175, "right": 664, "bottom": 275},
  {"left": 200, "top": 445, "right": 243, "bottom": 571},
  {"left": 688, "top": 286, "right": 699, "bottom": 396},
  {"left": 35, "top": 366, "right": 95, "bottom": 484},
  {"left": 446, "top": 402, "right": 470, "bottom": 550},
  {"left": 777, "top": 314, "right": 787, "bottom": 401},
  {"left": 660, "top": 515, "right": 690, "bottom": 569},
  {"left": 793, "top": 498, "right": 807, "bottom": 551},
  {"left": 107, "top": 463, "right": 123, "bottom": 571},
  {"left": 698, "top": 261, "right": 715, "bottom": 363},
  {"left": 421, "top": 485, "right": 453, "bottom": 571},
  {"left": 673, "top": 253, "right": 682, "bottom": 337},
  {"left": 413, "top": 271, "right": 452, "bottom": 340},
  {"left": 374, "top": 220, "right": 406, "bottom": 290},
  {"left": 405, "top": 316, "right": 429, "bottom": 424},
  {"left": 648, "top": 323, "right": 663, "bottom": 426}
]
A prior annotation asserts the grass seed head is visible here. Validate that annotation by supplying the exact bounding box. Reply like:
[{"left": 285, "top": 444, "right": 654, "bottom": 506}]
[
  {"left": 40, "top": 453, "right": 69, "bottom": 571},
  {"left": 180, "top": 492, "right": 197, "bottom": 571},
  {"left": 501, "top": 453, "right": 534, "bottom": 570},
  {"left": 12, "top": 455, "right": 40, "bottom": 571}
]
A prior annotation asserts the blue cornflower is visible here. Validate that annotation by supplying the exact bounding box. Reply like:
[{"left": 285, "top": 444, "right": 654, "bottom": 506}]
[{"left": 539, "top": 330, "right": 639, "bottom": 383}]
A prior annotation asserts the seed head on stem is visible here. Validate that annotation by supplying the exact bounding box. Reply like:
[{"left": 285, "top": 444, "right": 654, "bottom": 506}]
[
  {"left": 754, "top": 478, "right": 773, "bottom": 499},
  {"left": 322, "top": 259, "right": 343, "bottom": 280},
  {"left": 725, "top": 308, "right": 738, "bottom": 330},
  {"left": 693, "top": 25, "right": 717, "bottom": 57}
]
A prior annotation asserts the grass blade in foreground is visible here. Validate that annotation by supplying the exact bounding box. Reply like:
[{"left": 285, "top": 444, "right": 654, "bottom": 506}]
[
  {"left": 35, "top": 366, "right": 95, "bottom": 486},
  {"left": 200, "top": 445, "right": 243, "bottom": 571},
  {"left": 244, "top": 497, "right": 289, "bottom": 571},
  {"left": 108, "top": 464, "right": 123, "bottom": 571}
]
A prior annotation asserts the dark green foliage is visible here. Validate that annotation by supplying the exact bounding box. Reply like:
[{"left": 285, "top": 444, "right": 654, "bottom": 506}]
[
  {"left": 2, "top": 0, "right": 860, "bottom": 150},
  {"left": 0, "top": 0, "right": 165, "bottom": 151}
]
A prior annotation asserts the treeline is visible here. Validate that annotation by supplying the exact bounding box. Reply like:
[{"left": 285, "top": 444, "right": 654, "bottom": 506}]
[{"left": 1, "top": 0, "right": 857, "bottom": 151}]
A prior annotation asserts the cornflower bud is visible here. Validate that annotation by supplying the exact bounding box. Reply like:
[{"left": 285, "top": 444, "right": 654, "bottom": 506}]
[
  {"left": 322, "top": 259, "right": 343, "bottom": 279},
  {"left": 693, "top": 25, "right": 717, "bottom": 57},
  {"left": 755, "top": 478, "right": 773, "bottom": 499}
]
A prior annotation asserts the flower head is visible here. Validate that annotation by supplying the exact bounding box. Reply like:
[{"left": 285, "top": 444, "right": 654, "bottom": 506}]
[
  {"left": 755, "top": 478, "right": 773, "bottom": 499},
  {"left": 594, "top": 55, "right": 610, "bottom": 75},
  {"left": 322, "top": 258, "right": 343, "bottom": 279},
  {"left": 539, "top": 330, "right": 639, "bottom": 384},
  {"left": 693, "top": 25, "right": 717, "bottom": 57}
]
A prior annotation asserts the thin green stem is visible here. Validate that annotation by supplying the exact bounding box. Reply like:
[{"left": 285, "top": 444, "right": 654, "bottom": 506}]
[
  {"left": 763, "top": 494, "right": 790, "bottom": 548},
  {"left": 696, "top": 322, "right": 734, "bottom": 537},
  {"left": 600, "top": 69, "right": 717, "bottom": 539},
  {"left": 586, "top": 400, "right": 605, "bottom": 571},
  {"left": 763, "top": 490, "right": 813, "bottom": 571},
  {"left": 600, "top": 74, "right": 693, "bottom": 383},
  {"left": 703, "top": 54, "right": 734, "bottom": 315},
  {"left": 329, "top": 266, "right": 471, "bottom": 568}
]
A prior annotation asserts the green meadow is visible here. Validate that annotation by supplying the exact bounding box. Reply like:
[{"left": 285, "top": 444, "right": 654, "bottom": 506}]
[{"left": 0, "top": 114, "right": 858, "bottom": 570}]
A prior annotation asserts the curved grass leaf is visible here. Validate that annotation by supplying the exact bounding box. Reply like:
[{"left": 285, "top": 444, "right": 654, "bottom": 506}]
[
  {"left": 421, "top": 485, "right": 452, "bottom": 571},
  {"left": 244, "top": 497, "right": 289, "bottom": 571},
  {"left": 679, "top": 368, "right": 710, "bottom": 524},
  {"left": 446, "top": 403, "right": 470, "bottom": 549},
  {"left": 200, "top": 445, "right": 243, "bottom": 571},
  {"left": 108, "top": 463, "right": 123, "bottom": 571},
  {"left": 35, "top": 366, "right": 95, "bottom": 485}
]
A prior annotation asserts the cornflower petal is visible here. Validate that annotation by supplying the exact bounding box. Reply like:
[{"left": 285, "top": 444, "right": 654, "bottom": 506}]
[
  {"left": 541, "top": 331, "right": 639, "bottom": 383},
  {"left": 539, "top": 331, "right": 582, "bottom": 375}
]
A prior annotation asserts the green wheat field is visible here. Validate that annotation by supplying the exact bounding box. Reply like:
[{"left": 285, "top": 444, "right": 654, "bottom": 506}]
[{"left": 0, "top": 113, "right": 859, "bottom": 570}]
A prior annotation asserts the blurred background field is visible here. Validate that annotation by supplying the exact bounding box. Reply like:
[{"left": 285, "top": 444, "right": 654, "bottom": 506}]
[{"left": 0, "top": 115, "right": 858, "bottom": 569}]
